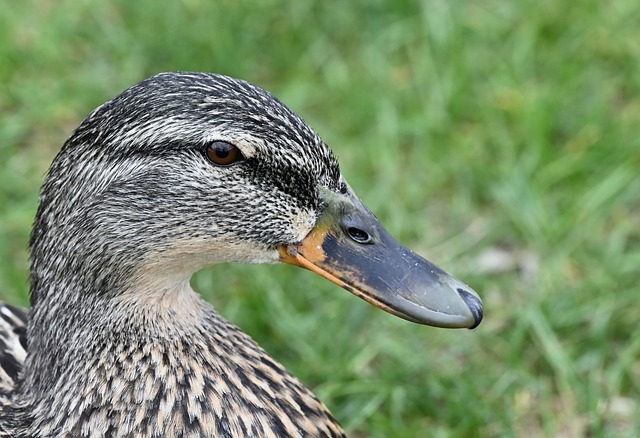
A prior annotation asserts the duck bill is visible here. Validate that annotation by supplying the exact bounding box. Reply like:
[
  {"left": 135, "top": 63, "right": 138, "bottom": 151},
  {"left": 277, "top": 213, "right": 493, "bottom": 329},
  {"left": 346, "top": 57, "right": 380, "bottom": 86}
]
[{"left": 279, "top": 185, "right": 483, "bottom": 329}]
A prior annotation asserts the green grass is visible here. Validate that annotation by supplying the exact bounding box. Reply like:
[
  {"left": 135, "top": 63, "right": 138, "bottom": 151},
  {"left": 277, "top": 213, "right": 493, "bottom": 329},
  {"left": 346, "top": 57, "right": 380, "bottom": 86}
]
[{"left": 1, "top": 0, "right": 639, "bottom": 436}]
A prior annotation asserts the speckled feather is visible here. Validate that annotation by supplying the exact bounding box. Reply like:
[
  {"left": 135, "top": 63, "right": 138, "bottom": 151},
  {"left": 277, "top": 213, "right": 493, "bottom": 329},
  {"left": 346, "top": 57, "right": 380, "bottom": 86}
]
[{"left": 0, "top": 72, "right": 346, "bottom": 437}]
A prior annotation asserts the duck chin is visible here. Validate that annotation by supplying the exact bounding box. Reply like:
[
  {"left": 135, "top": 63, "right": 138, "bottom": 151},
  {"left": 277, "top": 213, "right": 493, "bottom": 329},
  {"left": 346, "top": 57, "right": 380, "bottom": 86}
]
[{"left": 137, "top": 236, "right": 282, "bottom": 277}]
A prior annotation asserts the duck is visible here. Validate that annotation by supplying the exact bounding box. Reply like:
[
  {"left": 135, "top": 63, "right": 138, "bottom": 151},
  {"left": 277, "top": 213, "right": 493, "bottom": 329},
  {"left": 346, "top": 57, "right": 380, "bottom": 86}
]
[{"left": 0, "top": 72, "right": 482, "bottom": 437}]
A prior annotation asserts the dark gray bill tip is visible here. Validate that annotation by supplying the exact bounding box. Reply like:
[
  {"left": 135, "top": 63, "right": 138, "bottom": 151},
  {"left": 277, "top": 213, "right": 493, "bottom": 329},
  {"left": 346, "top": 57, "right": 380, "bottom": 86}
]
[{"left": 457, "top": 288, "right": 483, "bottom": 329}]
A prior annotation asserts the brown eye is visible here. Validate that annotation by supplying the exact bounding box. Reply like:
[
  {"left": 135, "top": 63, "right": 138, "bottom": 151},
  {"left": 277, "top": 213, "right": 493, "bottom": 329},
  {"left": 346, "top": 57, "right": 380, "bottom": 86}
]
[{"left": 206, "top": 141, "right": 243, "bottom": 166}]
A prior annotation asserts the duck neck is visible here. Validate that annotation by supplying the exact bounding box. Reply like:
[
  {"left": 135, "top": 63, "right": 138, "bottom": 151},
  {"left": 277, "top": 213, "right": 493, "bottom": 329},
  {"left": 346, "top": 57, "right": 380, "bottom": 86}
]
[
  {"left": 19, "top": 273, "right": 216, "bottom": 434},
  {"left": 18, "top": 272, "right": 344, "bottom": 438},
  {"left": 24, "top": 270, "right": 213, "bottom": 385}
]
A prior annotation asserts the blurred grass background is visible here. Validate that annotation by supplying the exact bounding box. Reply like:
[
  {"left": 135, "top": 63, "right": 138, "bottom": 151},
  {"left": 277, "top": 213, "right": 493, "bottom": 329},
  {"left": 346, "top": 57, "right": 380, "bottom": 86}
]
[{"left": 1, "top": 0, "right": 639, "bottom": 436}]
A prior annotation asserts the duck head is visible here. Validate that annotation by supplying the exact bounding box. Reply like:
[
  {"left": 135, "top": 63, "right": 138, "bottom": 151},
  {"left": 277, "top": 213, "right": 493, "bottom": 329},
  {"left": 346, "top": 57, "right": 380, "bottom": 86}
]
[{"left": 31, "top": 72, "right": 482, "bottom": 329}]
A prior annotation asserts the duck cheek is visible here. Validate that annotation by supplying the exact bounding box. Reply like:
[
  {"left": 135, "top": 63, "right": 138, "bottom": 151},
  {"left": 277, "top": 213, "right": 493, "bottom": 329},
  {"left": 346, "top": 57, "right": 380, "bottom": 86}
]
[{"left": 286, "top": 208, "right": 317, "bottom": 243}]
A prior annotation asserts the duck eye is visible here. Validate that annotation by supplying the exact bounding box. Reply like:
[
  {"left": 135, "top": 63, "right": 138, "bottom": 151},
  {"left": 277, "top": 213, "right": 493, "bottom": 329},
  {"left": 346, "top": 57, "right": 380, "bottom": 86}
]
[{"left": 206, "top": 141, "right": 243, "bottom": 166}]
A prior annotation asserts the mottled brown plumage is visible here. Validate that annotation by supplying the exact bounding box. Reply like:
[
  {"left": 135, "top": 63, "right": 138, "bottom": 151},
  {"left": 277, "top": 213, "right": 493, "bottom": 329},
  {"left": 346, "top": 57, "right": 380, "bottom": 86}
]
[
  {"left": 1, "top": 299, "right": 343, "bottom": 437},
  {"left": 0, "top": 72, "right": 482, "bottom": 437}
]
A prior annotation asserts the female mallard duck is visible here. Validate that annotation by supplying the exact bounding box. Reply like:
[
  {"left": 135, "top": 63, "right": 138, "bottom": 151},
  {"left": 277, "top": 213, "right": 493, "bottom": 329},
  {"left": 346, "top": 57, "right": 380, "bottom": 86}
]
[{"left": 0, "top": 72, "right": 482, "bottom": 437}]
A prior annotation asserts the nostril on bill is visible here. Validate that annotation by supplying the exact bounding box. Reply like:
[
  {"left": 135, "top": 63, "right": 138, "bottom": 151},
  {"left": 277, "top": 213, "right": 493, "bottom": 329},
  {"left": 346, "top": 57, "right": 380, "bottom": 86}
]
[
  {"left": 457, "top": 288, "right": 483, "bottom": 329},
  {"left": 347, "top": 227, "right": 372, "bottom": 244}
]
